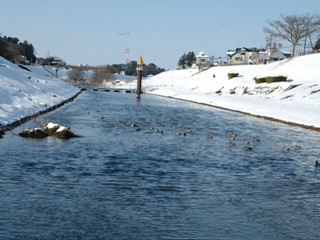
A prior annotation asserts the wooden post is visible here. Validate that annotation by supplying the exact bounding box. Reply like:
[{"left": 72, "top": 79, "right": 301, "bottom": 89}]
[{"left": 136, "top": 55, "right": 143, "bottom": 98}]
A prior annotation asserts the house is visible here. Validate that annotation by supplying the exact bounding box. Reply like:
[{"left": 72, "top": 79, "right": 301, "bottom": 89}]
[
  {"left": 267, "top": 48, "right": 288, "bottom": 62},
  {"left": 227, "top": 48, "right": 259, "bottom": 65},
  {"left": 258, "top": 48, "right": 288, "bottom": 64},
  {"left": 196, "top": 51, "right": 211, "bottom": 71},
  {"left": 227, "top": 47, "right": 288, "bottom": 65}
]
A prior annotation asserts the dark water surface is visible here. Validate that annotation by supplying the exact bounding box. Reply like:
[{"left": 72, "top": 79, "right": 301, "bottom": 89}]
[{"left": 1, "top": 91, "right": 320, "bottom": 239}]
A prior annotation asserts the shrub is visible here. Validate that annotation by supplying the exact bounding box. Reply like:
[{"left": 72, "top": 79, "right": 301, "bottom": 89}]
[
  {"left": 228, "top": 72, "right": 239, "bottom": 79},
  {"left": 254, "top": 77, "right": 267, "bottom": 84},
  {"left": 266, "top": 76, "right": 287, "bottom": 83},
  {"left": 254, "top": 76, "right": 287, "bottom": 84}
]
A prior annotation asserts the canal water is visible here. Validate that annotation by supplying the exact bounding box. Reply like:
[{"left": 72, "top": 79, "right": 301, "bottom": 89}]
[{"left": 0, "top": 91, "right": 320, "bottom": 239}]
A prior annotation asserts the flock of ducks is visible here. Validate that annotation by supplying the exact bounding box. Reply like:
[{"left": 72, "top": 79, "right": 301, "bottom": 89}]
[
  {"left": 109, "top": 117, "right": 307, "bottom": 152},
  {"left": 94, "top": 109, "right": 319, "bottom": 167}
]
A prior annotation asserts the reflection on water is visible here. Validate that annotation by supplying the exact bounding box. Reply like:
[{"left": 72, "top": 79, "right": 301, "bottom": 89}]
[{"left": 0, "top": 91, "right": 320, "bottom": 239}]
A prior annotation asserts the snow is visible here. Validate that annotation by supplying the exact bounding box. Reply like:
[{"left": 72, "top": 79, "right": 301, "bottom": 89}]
[
  {"left": 57, "top": 126, "right": 68, "bottom": 132},
  {"left": 0, "top": 56, "right": 80, "bottom": 127},
  {"left": 45, "top": 122, "right": 60, "bottom": 129},
  {"left": 1, "top": 53, "right": 320, "bottom": 130},
  {"left": 122, "top": 53, "right": 320, "bottom": 129}
]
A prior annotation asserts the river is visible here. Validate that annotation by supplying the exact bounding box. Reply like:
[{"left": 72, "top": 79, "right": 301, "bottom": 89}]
[{"left": 1, "top": 91, "right": 320, "bottom": 239}]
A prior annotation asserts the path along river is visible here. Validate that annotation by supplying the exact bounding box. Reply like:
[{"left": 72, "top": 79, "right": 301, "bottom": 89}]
[{"left": 0, "top": 91, "right": 320, "bottom": 239}]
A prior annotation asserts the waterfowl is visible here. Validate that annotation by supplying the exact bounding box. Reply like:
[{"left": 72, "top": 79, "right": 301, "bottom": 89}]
[
  {"left": 316, "top": 161, "right": 319, "bottom": 167},
  {"left": 294, "top": 144, "right": 302, "bottom": 149},
  {"left": 283, "top": 146, "right": 290, "bottom": 151},
  {"left": 243, "top": 139, "right": 250, "bottom": 145},
  {"left": 230, "top": 132, "right": 237, "bottom": 137},
  {"left": 244, "top": 146, "right": 253, "bottom": 151},
  {"left": 175, "top": 132, "right": 186, "bottom": 137},
  {"left": 229, "top": 142, "right": 236, "bottom": 147},
  {"left": 207, "top": 135, "right": 213, "bottom": 139},
  {"left": 130, "top": 121, "right": 137, "bottom": 127},
  {"left": 252, "top": 137, "right": 260, "bottom": 142}
]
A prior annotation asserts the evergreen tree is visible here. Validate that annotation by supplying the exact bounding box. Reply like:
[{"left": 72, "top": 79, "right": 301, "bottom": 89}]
[
  {"left": 314, "top": 38, "right": 320, "bottom": 51},
  {"left": 178, "top": 51, "right": 196, "bottom": 68},
  {"left": 186, "top": 51, "right": 196, "bottom": 67},
  {"left": 178, "top": 53, "right": 187, "bottom": 68}
]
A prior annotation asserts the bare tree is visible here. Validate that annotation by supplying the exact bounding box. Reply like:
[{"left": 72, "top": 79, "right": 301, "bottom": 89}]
[
  {"left": 67, "top": 67, "right": 85, "bottom": 84},
  {"left": 91, "top": 67, "right": 115, "bottom": 86},
  {"left": 302, "top": 14, "right": 320, "bottom": 52},
  {"left": 264, "top": 13, "right": 320, "bottom": 57}
]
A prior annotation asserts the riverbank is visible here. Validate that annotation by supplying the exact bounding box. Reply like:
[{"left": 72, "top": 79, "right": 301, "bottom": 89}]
[
  {"left": 135, "top": 53, "right": 320, "bottom": 131},
  {"left": 1, "top": 53, "right": 320, "bottom": 132},
  {"left": 0, "top": 56, "right": 80, "bottom": 130}
]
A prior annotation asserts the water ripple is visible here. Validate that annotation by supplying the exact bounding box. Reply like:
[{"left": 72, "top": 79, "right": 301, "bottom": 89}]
[{"left": 0, "top": 91, "right": 320, "bottom": 239}]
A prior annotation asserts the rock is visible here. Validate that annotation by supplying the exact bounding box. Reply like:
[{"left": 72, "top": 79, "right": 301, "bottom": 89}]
[
  {"left": 52, "top": 127, "right": 77, "bottom": 139},
  {"left": 19, "top": 128, "right": 48, "bottom": 138},
  {"left": 44, "top": 122, "right": 77, "bottom": 139},
  {"left": 19, "top": 122, "right": 78, "bottom": 139},
  {"left": 43, "top": 122, "right": 60, "bottom": 136}
]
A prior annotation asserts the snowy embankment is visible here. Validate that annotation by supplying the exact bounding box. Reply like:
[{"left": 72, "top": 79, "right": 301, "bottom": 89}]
[
  {"left": 0, "top": 56, "right": 80, "bottom": 129},
  {"left": 138, "top": 53, "right": 320, "bottom": 130}
]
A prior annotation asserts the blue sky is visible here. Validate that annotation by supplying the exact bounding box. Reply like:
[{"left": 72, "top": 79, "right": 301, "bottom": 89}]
[{"left": 1, "top": 0, "right": 319, "bottom": 69}]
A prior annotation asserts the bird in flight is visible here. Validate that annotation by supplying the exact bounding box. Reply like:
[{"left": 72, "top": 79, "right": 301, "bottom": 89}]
[{"left": 118, "top": 32, "right": 131, "bottom": 35}]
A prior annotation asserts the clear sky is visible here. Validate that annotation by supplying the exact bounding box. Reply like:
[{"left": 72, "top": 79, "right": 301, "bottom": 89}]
[{"left": 1, "top": 0, "right": 319, "bottom": 69}]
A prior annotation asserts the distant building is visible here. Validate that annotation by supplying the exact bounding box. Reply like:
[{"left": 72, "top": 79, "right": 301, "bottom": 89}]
[
  {"left": 196, "top": 51, "right": 211, "bottom": 71},
  {"left": 258, "top": 48, "right": 289, "bottom": 64},
  {"left": 227, "top": 47, "right": 288, "bottom": 65},
  {"left": 227, "top": 48, "right": 259, "bottom": 65}
]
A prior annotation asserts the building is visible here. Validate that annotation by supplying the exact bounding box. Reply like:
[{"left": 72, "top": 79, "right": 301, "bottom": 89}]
[
  {"left": 258, "top": 48, "right": 288, "bottom": 64},
  {"left": 227, "top": 48, "right": 259, "bottom": 65},
  {"left": 196, "top": 51, "right": 211, "bottom": 71},
  {"left": 227, "top": 47, "right": 288, "bottom": 65}
]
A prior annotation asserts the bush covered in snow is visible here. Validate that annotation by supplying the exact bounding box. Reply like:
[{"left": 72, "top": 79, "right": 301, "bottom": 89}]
[
  {"left": 228, "top": 72, "right": 239, "bottom": 79},
  {"left": 266, "top": 76, "right": 287, "bottom": 83},
  {"left": 254, "top": 77, "right": 267, "bottom": 84},
  {"left": 254, "top": 76, "right": 287, "bottom": 84}
]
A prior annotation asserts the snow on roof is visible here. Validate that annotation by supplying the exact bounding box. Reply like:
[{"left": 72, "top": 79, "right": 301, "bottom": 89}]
[{"left": 196, "top": 51, "right": 209, "bottom": 58}]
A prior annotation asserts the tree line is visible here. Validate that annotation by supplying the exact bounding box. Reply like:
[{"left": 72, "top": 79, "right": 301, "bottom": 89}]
[
  {"left": 67, "top": 61, "right": 166, "bottom": 85},
  {"left": 0, "top": 34, "right": 166, "bottom": 76},
  {"left": 0, "top": 35, "right": 36, "bottom": 64}
]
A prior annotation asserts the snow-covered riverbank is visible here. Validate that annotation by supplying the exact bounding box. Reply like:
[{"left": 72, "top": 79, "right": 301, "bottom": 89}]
[
  {"left": 0, "top": 56, "right": 80, "bottom": 129},
  {"left": 137, "top": 53, "right": 320, "bottom": 130},
  {"left": 1, "top": 53, "right": 320, "bottom": 131}
]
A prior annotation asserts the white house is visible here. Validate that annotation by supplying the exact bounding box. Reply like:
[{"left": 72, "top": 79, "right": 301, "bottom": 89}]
[
  {"left": 196, "top": 51, "right": 211, "bottom": 71},
  {"left": 258, "top": 48, "right": 288, "bottom": 64}
]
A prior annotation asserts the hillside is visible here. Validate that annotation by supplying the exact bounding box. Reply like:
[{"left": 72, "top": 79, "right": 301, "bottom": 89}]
[
  {"left": 0, "top": 56, "right": 79, "bottom": 128},
  {"left": 140, "top": 53, "right": 320, "bottom": 130},
  {"left": 1, "top": 53, "right": 320, "bottom": 131}
]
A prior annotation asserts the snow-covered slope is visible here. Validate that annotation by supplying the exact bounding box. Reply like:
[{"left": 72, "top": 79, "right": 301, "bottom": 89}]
[
  {"left": 0, "top": 56, "right": 80, "bottom": 127},
  {"left": 141, "top": 53, "right": 320, "bottom": 129},
  {"left": 1, "top": 53, "right": 320, "bottom": 130}
]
